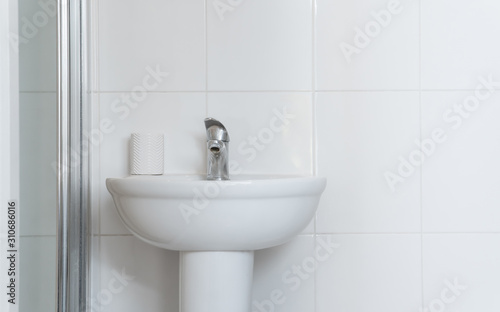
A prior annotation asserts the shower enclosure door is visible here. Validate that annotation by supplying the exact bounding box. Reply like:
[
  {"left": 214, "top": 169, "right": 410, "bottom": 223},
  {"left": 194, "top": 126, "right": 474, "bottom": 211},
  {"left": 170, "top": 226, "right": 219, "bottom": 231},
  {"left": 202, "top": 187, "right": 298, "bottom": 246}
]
[{"left": 1, "top": 0, "right": 91, "bottom": 311}]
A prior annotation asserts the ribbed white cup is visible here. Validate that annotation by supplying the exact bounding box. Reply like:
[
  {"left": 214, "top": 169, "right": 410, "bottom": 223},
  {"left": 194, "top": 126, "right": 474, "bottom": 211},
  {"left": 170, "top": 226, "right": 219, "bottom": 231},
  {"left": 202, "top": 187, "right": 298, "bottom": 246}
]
[{"left": 130, "top": 133, "right": 164, "bottom": 175}]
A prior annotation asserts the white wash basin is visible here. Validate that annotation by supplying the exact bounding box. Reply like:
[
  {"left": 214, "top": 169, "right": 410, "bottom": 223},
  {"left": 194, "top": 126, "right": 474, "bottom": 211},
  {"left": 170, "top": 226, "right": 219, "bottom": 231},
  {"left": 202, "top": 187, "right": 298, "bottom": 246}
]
[{"left": 105, "top": 174, "right": 326, "bottom": 251}]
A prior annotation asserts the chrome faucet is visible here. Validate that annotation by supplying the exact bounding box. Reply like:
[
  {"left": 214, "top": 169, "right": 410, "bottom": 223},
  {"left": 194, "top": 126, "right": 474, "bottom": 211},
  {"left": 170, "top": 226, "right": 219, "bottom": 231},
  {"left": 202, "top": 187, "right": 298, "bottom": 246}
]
[{"left": 204, "top": 118, "right": 230, "bottom": 180}]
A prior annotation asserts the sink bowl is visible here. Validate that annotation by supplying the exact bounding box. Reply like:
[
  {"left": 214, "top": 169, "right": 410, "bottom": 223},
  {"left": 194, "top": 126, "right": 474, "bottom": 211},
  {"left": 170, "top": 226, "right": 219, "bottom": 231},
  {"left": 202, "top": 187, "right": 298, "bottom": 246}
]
[
  {"left": 106, "top": 174, "right": 326, "bottom": 251},
  {"left": 106, "top": 174, "right": 326, "bottom": 312}
]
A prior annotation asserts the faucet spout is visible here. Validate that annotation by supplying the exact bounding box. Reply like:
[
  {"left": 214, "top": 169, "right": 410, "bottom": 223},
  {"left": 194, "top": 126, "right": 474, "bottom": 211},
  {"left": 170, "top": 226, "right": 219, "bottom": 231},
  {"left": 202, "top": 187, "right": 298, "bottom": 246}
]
[
  {"left": 204, "top": 118, "right": 230, "bottom": 142},
  {"left": 204, "top": 118, "right": 230, "bottom": 180}
]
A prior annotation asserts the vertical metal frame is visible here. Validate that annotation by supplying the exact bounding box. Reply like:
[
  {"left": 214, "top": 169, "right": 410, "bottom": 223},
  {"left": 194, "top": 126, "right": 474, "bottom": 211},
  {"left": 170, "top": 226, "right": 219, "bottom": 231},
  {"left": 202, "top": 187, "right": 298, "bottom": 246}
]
[
  {"left": 0, "top": 1, "right": 19, "bottom": 309},
  {"left": 57, "top": 0, "right": 90, "bottom": 311}
]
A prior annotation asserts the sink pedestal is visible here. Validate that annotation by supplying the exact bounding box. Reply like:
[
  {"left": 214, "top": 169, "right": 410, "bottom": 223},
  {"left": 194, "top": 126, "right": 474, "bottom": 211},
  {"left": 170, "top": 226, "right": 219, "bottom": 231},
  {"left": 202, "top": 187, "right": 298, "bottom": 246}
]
[
  {"left": 180, "top": 251, "right": 254, "bottom": 312},
  {"left": 106, "top": 174, "right": 327, "bottom": 311}
]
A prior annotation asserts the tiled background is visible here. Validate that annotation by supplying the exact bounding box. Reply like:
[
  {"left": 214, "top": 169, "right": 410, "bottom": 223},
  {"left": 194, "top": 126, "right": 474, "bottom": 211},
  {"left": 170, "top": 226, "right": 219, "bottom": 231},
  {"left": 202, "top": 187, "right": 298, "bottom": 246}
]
[{"left": 20, "top": 0, "right": 500, "bottom": 311}]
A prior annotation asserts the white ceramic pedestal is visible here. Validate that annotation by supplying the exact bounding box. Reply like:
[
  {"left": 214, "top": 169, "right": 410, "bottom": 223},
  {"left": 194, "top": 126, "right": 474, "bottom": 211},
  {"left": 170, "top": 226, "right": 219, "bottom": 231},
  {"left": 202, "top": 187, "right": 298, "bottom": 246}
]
[
  {"left": 180, "top": 251, "right": 254, "bottom": 312},
  {"left": 107, "top": 174, "right": 327, "bottom": 311}
]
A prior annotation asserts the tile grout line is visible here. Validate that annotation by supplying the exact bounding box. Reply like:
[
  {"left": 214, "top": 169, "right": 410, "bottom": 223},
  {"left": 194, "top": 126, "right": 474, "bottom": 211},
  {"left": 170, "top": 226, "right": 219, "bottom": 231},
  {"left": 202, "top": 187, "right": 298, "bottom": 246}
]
[
  {"left": 418, "top": 0, "right": 425, "bottom": 309},
  {"left": 94, "top": 232, "right": 500, "bottom": 236},
  {"left": 311, "top": 1, "right": 317, "bottom": 311},
  {"left": 312, "top": 0, "right": 318, "bottom": 178},
  {"left": 95, "top": 0, "right": 102, "bottom": 238},
  {"left": 95, "top": 0, "right": 103, "bottom": 300},
  {"left": 205, "top": 0, "right": 209, "bottom": 117},
  {"left": 91, "top": 88, "right": 500, "bottom": 94},
  {"left": 96, "top": 90, "right": 320, "bottom": 93},
  {"left": 19, "top": 91, "right": 57, "bottom": 93},
  {"left": 311, "top": 0, "right": 316, "bottom": 94}
]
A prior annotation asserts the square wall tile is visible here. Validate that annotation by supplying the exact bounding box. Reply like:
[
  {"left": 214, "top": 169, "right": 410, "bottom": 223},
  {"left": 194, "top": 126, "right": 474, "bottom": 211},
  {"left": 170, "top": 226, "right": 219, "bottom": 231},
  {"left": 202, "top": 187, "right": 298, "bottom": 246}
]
[
  {"left": 423, "top": 234, "right": 500, "bottom": 312},
  {"left": 99, "top": 0, "right": 205, "bottom": 91},
  {"left": 97, "top": 236, "right": 179, "bottom": 312},
  {"left": 316, "top": 0, "right": 419, "bottom": 90},
  {"left": 421, "top": 91, "right": 500, "bottom": 232},
  {"left": 99, "top": 93, "right": 205, "bottom": 234},
  {"left": 252, "top": 235, "right": 315, "bottom": 312},
  {"left": 20, "top": 236, "right": 56, "bottom": 312},
  {"left": 207, "top": 92, "right": 313, "bottom": 175},
  {"left": 207, "top": 0, "right": 312, "bottom": 91},
  {"left": 316, "top": 234, "right": 421, "bottom": 312},
  {"left": 316, "top": 92, "right": 421, "bottom": 233},
  {"left": 19, "top": 92, "right": 57, "bottom": 236},
  {"left": 18, "top": 0, "right": 57, "bottom": 92},
  {"left": 421, "top": 0, "right": 500, "bottom": 89}
]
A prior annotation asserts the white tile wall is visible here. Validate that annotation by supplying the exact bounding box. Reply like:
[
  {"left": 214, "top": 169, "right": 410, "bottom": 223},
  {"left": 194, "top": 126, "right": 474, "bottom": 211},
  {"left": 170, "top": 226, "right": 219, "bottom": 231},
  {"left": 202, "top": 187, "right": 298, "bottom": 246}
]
[
  {"left": 316, "top": 91, "right": 421, "bottom": 233},
  {"left": 316, "top": 234, "right": 421, "bottom": 312},
  {"left": 98, "top": 0, "right": 206, "bottom": 91},
  {"left": 421, "top": 0, "right": 500, "bottom": 90},
  {"left": 207, "top": 0, "right": 312, "bottom": 91},
  {"left": 98, "top": 236, "right": 179, "bottom": 312},
  {"left": 252, "top": 235, "right": 315, "bottom": 312},
  {"left": 421, "top": 91, "right": 500, "bottom": 232},
  {"left": 90, "top": 0, "right": 500, "bottom": 312},
  {"left": 423, "top": 234, "right": 500, "bottom": 312},
  {"left": 315, "top": 0, "right": 419, "bottom": 90}
]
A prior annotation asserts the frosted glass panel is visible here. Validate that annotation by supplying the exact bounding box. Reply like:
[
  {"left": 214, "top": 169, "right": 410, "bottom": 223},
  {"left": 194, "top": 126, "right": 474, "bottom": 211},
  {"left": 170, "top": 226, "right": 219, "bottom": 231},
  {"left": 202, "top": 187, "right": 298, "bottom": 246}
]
[{"left": 18, "top": 0, "right": 57, "bottom": 311}]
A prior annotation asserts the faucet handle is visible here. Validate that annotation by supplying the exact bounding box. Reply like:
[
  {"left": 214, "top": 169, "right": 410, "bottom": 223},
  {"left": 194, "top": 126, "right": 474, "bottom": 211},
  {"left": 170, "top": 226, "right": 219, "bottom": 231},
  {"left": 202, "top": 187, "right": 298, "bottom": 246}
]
[{"left": 204, "top": 118, "right": 230, "bottom": 142}]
